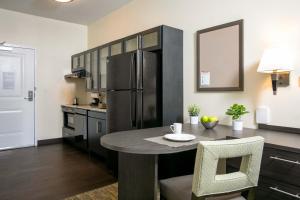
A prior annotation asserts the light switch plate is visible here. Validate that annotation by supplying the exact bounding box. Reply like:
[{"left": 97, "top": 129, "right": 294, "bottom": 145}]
[{"left": 256, "top": 106, "right": 271, "bottom": 124}]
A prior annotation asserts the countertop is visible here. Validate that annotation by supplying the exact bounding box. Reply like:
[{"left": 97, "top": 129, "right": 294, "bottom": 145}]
[
  {"left": 62, "top": 104, "right": 107, "bottom": 113},
  {"left": 101, "top": 124, "right": 300, "bottom": 155}
]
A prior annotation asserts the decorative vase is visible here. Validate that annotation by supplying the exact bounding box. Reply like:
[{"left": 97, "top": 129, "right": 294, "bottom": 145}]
[
  {"left": 190, "top": 116, "right": 199, "bottom": 125},
  {"left": 233, "top": 120, "right": 243, "bottom": 131}
]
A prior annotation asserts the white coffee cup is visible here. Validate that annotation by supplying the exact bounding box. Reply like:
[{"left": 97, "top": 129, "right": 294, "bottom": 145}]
[{"left": 170, "top": 123, "right": 182, "bottom": 134}]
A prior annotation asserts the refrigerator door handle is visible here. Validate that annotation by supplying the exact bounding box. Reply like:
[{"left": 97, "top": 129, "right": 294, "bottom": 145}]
[
  {"left": 129, "top": 54, "right": 132, "bottom": 89},
  {"left": 130, "top": 53, "right": 135, "bottom": 89},
  {"left": 136, "top": 50, "right": 142, "bottom": 90},
  {"left": 130, "top": 91, "right": 137, "bottom": 128}
]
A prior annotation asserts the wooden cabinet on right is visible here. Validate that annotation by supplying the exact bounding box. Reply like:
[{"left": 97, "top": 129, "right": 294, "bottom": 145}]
[
  {"left": 227, "top": 144, "right": 300, "bottom": 200},
  {"left": 256, "top": 145, "right": 300, "bottom": 200}
]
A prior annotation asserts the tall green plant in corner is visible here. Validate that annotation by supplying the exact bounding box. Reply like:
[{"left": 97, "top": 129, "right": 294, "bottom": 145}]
[
  {"left": 226, "top": 104, "right": 249, "bottom": 131},
  {"left": 188, "top": 104, "right": 200, "bottom": 125}
]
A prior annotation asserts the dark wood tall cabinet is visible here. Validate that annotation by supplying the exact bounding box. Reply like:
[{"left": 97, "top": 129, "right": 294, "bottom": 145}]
[{"left": 161, "top": 26, "right": 183, "bottom": 125}]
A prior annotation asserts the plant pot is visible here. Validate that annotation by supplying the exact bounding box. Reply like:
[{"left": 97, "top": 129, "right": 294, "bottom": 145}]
[
  {"left": 232, "top": 120, "right": 243, "bottom": 131},
  {"left": 190, "top": 116, "right": 199, "bottom": 125}
]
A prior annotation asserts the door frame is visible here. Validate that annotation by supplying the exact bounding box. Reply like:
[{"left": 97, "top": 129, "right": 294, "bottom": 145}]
[{"left": 1, "top": 43, "right": 37, "bottom": 147}]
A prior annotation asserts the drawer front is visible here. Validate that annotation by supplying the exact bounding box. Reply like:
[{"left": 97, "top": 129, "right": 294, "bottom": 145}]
[
  {"left": 62, "top": 127, "right": 75, "bottom": 138},
  {"left": 88, "top": 111, "right": 106, "bottom": 119},
  {"left": 62, "top": 106, "right": 74, "bottom": 113},
  {"left": 74, "top": 108, "right": 87, "bottom": 115},
  {"left": 260, "top": 146, "right": 300, "bottom": 186},
  {"left": 256, "top": 177, "right": 300, "bottom": 200}
]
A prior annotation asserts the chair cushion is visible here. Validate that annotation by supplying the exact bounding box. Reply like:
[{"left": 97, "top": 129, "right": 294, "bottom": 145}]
[
  {"left": 160, "top": 175, "right": 193, "bottom": 200},
  {"left": 160, "top": 175, "right": 245, "bottom": 200}
]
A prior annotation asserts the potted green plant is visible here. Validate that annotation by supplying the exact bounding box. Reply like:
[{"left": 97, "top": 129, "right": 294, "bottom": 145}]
[
  {"left": 225, "top": 104, "right": 249, "bottom": 131},
  {"left": 188, "top": 104, "right": 200, "bottom": 124}
]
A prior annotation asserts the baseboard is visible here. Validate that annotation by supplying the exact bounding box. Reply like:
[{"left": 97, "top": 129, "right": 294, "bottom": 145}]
[
  {"left": 37, "top": 138, "right": 63, "bottom": 146},
  {"left": 258, "top": 124, "right": 300, "bottom": 135}
]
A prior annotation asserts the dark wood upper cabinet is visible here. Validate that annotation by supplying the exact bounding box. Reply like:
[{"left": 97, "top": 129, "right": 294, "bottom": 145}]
[
  {"left": 91, "top": 48, "right": 99, "bottom": 91},
  {"left": 71, "top": 52, "right": 85, "bottom": 72},
  {"left": 110, "top": 40, "right": 123, "bottom": 56},
  {"left": 124, "top": 35, "right": 139, "bottom": 53},
  {"left": 85, "top": 51, "right": 92, "bottom": 90},
  {"left": 71, "top": 56, "right": 78, "bottom": 72},
  {"left": 79, "top": 54, "right": 85, "bottom": 68},
  {"left": 99, "top": 46, "right": 109, "bottom": 90},
  {"left": 141, "top": 27, "right": 161, "bottom": 51}
]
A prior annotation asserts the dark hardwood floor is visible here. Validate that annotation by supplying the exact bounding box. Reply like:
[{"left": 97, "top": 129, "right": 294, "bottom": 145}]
[{"left": 0, "top": 143, "right": 116, "bottom": 200}]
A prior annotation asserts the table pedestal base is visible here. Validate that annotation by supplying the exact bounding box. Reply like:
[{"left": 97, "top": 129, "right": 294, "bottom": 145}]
[{"left": 118, "top": 152, "right": 158, "bottom": 200}]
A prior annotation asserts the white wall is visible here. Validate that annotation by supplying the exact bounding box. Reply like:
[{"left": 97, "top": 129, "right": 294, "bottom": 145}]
[
  {"left": 0, "top": 9, "right": 87, "bottom": 140},
  {"left": 88, "top": 0, "right": 300, "bottom": 129}
]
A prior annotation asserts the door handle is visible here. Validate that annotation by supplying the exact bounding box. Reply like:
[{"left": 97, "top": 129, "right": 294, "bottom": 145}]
[{"left": 24, "top": 90, "right": 33, "bottom": 101}]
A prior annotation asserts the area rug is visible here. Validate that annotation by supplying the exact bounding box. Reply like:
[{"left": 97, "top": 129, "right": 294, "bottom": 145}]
[{"left": 65, "top": 183, "right": 118, "bottom": 200}]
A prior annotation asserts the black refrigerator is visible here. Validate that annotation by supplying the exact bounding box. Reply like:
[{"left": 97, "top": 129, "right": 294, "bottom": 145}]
[{"left": 106, "top": 50, "right": 161, "bottom": 134}]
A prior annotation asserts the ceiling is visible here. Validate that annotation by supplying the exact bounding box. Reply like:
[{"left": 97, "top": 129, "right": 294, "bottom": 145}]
[{"left": 0, "top": 0, "right": 132, "bottom": 25}]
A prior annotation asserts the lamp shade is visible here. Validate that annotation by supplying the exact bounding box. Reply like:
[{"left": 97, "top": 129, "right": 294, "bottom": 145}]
[{"left": 257, "top": 48, "right": 294, "bottom": 73}]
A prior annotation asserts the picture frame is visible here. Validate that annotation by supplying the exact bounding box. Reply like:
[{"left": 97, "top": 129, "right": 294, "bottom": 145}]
[{"left": 196, "top": 19, "right": 244, "bottom": 91}]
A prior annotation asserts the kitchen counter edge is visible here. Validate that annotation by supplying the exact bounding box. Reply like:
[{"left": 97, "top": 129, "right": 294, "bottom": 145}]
[{"left": 61, "top": 104, "right": 107, "bottom": 113}]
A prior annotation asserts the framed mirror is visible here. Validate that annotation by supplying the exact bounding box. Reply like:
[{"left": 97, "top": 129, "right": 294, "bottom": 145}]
[{"left": 196, "top": 20, "right": 244, "bottom": 91}]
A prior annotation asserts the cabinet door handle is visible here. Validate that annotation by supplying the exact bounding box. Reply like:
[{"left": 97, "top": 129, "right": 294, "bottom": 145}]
[
  {"left": 96, "top": 121, "right": 102, "bottom": 133},
  {"left": 269, "top": 187, "right": 300, "bottom": 199},
  {"left": 270, "top": 156, "right": 300, "bottom": 165}
]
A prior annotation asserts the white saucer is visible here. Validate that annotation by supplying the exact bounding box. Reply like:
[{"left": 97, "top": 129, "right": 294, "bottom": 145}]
[{"left": 163, "top": 133, "right": 196, "bottom": 142}]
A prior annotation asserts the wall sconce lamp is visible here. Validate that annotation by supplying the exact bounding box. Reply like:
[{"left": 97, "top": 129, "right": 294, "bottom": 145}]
[{"left": 257, "top": 48, "right": 294, "bottom": 95}]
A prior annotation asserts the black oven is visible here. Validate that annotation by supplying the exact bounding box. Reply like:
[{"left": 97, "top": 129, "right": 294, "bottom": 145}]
[
  {"left": 62, "top": 106, "right": 88, "bottom": 150},
  {"left": 63, "top": 107, "right": 75, "bottom": 130},
  {"left": 67, "top": 113, "right": 75, "bottom": 129}
]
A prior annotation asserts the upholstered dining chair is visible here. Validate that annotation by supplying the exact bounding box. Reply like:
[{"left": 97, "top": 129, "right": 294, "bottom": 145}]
[{"left": 160, "top": 136, "right": 264, "bottom": 200}]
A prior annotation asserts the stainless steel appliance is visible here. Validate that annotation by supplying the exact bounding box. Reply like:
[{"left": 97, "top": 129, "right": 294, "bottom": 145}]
[
  {"left": 67, "top": 113, "right": 75, "bottom": 129},
  {"left": 62, "top": 106, "right": 88, "bottom": 150},
  {"left": 106, "top": 50, "right": 160, "bottom": 133},
  {"left": 90, "top": 98, "right": 99, "bottom": 107},
  {"left": 64, "top": 69, "right": 86, "bottom": 79}
]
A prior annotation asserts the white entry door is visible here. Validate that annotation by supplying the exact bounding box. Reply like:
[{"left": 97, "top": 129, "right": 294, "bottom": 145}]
[{"left": 0, "top": 46, "right": 35, "bottom": 150}]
